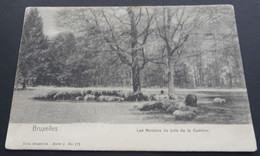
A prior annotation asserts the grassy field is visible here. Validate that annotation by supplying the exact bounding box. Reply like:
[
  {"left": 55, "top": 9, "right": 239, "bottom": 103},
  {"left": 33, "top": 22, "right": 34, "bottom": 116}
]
[{"left": 9, "top": 86, "right": 252, "bottom": 124}]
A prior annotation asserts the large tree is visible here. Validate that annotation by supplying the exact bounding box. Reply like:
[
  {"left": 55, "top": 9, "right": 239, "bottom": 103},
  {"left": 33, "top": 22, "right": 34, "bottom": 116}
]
[
  {"left": 33, "top": 32, "right": 77, "bottom": 86},
  {"left": 17, "top": 8, "right": 47, "bottom": 89},
  {"left": 155, "top": 7, "right": 214, "bottom": 95},
  {"left": 56, "top": 7, "right": 156, "bottom": 93}
]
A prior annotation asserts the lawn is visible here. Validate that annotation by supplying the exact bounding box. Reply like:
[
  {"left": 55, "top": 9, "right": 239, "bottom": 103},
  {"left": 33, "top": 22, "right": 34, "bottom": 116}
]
[{"left": 9, "top": 86, "right": 252, "bottom": 124}]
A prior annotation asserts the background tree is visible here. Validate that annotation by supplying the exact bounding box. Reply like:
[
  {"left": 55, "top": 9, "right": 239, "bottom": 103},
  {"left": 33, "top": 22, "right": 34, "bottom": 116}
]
[
  {"left": 33, "top": 32, "right": 77, "bottom": 86},
  {"left": 16, "top": 6, "right": 245, "bottom": 90},
  {"left": 17, "top": 8, "right": 47, "bottom": 89},
  {"left": 155, "top": 7, "right": 214, "bottom": 95},
  {"left": 56, "top": 7, "right": 156, "bottom": 93}
]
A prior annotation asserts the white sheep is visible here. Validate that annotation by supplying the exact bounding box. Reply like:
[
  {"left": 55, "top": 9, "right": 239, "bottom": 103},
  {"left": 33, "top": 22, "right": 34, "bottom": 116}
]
[
  {"left": 84, "top": 94, "right": 95, "bottom": 101},
  {"left": 213, "top": 98, "right": 226, "bottom": 104},
  {"left": 173, "top": 110, "right": 196, "bottom": 120},
  {"left": 75, "top": 96, "right": 83, "bottom": 101},
  {"left": 152, "top": 94, "right": 169, "bottom": 101}
]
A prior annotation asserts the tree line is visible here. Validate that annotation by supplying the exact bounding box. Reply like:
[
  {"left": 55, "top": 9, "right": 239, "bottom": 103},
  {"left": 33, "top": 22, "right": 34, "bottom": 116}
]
[{"left": 16, "top": 6, "right": 246, "bottom": 94}]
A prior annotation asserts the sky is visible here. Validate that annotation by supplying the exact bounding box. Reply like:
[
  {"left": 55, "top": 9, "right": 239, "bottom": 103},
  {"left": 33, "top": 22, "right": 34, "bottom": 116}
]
[
  {"left": 35, "top": 5, "right": 235, "bottom": 38},
  {"left": 37, "top": 7, "right": 62, "bottom": 38}
]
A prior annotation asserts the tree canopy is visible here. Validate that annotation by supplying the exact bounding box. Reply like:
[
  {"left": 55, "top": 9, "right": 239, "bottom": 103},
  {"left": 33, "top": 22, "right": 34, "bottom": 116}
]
[{"left": 16, "top": 6, "right": 246, "bottom": 91}]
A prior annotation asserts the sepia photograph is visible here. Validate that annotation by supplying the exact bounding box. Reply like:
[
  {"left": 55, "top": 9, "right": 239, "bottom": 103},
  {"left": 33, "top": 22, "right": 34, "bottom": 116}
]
[
  {"left": 9, "top": 5, "right": 252, "bottom": 124},
  {"left": 5, "top": 5, "right": 257, "bottom": 151}
]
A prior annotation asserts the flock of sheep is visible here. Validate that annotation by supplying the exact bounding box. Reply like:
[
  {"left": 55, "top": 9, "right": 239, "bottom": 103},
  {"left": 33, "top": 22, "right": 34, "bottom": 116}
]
[
  {"left": 34, "top": 89, "right": 226, "bottom": 121},
  {"left": 133, "top": 93, "right": 226, "bottom": 120}
]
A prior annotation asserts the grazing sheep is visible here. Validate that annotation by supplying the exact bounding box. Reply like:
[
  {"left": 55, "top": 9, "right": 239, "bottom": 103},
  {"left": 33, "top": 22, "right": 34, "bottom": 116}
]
[
  {"left": 181, "top": 106, "right": 198, "bottom": 113},
  {"left": 166, "top": 104, "right": 181, "bottom": 114},
  {"left": 151, "top": 94, "right": 169, "bottom": 101},
  {"left": 115, "top": 97, "right": 124, "bottom": 102},
  {"left": 213, "top": 98, "right": 226, "bottom": 104},
  {"left": 109, "top": 96, "right": 124, "bottom": 102},
  {"left": 139, "top": 99, "right": 183, "bottom": 113},
  {"left": 139, "top": 102, "right": 164, "bottom": 111},
  {"left": 129, "top": 105, "right": 141, "bottom": 111},
  {"left": 52, "top": 93, "right": 59, "bottom": 101},
  {"left": 84, "top": 94, "right": 95, "bottom": 101},
  {"left": 53, "top": 92, "right": 64, "bottom": 100},
  {"left": 97, "top": 95, "right": 124, "bottom": 102},
  {"left": 162, "top": 99, "right": 182, "bottom": 110},
  {"left": 75, "top": 96, "right": 83, "bottom": 101},
  {"left": 185, "top": 94, "right": 197, "bottom": 107},
  {"left": 124, "top": 92, "right": 149, "bottom": 101},
  {"left": 169, "top": 94, "right": 179, "bottom": 100},
  {"left": 142, "top": 92, "right": 151, "bottom": 101},
  {"left": 173, "top": 110, "right": 196, "bottom": 120},
  {"left": 177, "top": 95, "right": 185, "bottom": 100}
]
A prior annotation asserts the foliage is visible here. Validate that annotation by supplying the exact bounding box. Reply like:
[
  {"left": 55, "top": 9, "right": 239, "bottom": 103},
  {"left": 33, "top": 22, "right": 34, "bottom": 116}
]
[
  {"left": 18, "top": 6, "right": 246, "bottom": 90},
  {"left": 17, "top": 8, "right": 47, "bottom": 89}
]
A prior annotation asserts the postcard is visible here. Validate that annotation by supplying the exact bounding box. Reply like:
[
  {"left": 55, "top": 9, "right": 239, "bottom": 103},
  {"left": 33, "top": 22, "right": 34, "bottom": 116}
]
[{"left": 5, "top": 5, "right": 257, "bottom": 151}]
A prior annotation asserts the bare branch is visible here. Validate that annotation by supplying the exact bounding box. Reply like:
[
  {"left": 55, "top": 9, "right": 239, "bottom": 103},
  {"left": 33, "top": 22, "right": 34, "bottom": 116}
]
[
  {"left": 112, "top": 9, "right": 131, "bottom": 25},
  {"left": 135, "top": 8, "right": 142, "bottom": 26}
]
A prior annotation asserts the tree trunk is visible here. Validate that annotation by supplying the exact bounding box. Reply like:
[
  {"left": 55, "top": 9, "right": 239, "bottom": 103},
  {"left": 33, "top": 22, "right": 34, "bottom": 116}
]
[
  {"left": 228, "top": 72, "right": 233, "bottom": 88},
  {"left": 22, "top": 79, "right": 26, "bottom": 90},
  {"left": 128, "top": 7, "right": 141, "bottom": 93},
  {"left": 132, "top": 66, "right": 141, "bottom": 93},
  {"left": 168, "top": 57, "right": 175, "bottom": 95}
]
